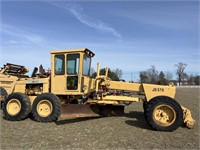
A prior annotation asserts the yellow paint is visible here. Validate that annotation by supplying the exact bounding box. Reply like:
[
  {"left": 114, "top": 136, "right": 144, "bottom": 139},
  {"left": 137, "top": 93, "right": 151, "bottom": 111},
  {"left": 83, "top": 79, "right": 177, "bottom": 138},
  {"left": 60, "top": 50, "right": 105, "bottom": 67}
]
[
  {"left": 153, "top": 104, "right": 176, "bottom": 127},
  {"left": 181, "top": 106, "right": 196, "bottom": 129},
  {"left": 107, "top": 81, "right": 144, "bottom": 92},
  {"left": 97, "top": 101, "right": 119, "bottom": 104},
  {"left": 103, "top": 95, "right": 140, "bottom": 102},
  {"left": 36, "top": 100, "right": 53, "bottom": 117},
  {"left": 82, "top": 76, "right": 96, "bottom": 94},
  {"left": 50, "top": 48, "right": 95, "bottom": 95},
  {"left": 143, "top": 84, "right": 176, "bottom": 101},
  {"left": 6, "top": 99, "right": 21, "bottom": 116},
  {"left": 29, "top": 96, "right": 37, "bottom": 105}
]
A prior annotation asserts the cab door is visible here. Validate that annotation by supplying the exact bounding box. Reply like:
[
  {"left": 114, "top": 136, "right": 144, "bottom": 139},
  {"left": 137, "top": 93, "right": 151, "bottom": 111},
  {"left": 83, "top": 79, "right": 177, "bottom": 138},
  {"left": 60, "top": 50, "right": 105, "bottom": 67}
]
[
  {"left": 66, "top": 53, "right": 81, "bottom": 94},
  {"left": 81, "top": 54, "right": 95, "bottom": 93},
  {"left": 51, "top": 54, "right": 66, "bottom": 94}
]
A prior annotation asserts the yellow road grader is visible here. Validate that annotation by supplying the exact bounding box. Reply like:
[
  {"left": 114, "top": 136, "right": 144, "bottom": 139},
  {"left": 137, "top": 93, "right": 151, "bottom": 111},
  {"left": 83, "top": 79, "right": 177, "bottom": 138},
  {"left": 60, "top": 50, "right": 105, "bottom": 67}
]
[{"left": 0, "top": 48, "right": 195, "bottom": 131}]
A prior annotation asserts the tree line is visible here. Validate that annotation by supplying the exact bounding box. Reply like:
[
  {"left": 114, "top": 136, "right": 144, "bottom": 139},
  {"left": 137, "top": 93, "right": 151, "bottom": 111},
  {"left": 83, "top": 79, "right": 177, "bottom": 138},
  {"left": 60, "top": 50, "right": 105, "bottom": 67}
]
[
  {"left": 91, "top": 68, "right": 122, "bottom": 81},
  {"left": 140, "top": 62, "right": 199, "bottom": 85},
  {"left": 139, "top": 66, "right": 173, "bottom": 85},
  {"left": 91, "top": 62, "right": 199, "bottom": 85}
]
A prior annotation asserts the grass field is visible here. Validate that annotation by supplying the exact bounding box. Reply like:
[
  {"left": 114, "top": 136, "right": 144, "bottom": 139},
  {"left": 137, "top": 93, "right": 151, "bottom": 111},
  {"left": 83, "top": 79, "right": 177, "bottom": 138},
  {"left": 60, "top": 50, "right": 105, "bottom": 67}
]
[{"left": 0, "top": 88, "right": 199, "bottom": 150}]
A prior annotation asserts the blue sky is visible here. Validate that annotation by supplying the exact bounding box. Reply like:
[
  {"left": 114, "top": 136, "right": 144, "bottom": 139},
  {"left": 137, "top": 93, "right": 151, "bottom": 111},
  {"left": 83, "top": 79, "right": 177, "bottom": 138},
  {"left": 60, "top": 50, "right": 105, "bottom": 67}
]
[{"left": 0, "top": 0, "right": 199, "bottom": 81}]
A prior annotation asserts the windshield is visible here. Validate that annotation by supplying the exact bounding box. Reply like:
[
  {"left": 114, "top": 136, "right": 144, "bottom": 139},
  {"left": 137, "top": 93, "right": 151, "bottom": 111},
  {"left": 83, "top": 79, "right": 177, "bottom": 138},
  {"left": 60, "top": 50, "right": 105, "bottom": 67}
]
[{"left": 83, "top": 54, "right": 91, "bottom": 76}]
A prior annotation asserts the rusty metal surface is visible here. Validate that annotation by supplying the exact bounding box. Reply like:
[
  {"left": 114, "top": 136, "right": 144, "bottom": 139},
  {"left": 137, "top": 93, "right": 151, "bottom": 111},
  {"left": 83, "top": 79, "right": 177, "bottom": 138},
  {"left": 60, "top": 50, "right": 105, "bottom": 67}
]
[
  {"left": 60, "top": 104, "right": 124, "bottom": 119},
  {"left": 0, "top": 96, "right": 5, "bottom": 101},
  {"left": 60, "top": 104, "right": 100, "bottom": 119}
]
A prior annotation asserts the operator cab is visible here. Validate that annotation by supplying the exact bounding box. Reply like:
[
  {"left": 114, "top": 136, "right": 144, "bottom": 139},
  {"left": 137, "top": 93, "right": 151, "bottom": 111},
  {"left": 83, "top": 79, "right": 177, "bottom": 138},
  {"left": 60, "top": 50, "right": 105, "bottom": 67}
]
[{"left": 50, "top": 48, "right": 95, "bottom": 95}]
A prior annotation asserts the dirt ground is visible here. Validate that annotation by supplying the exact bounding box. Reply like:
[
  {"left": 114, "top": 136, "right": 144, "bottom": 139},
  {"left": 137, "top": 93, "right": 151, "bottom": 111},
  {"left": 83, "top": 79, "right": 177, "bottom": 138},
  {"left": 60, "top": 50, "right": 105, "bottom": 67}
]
[{"left": 0, "top": 88, "right": 199, "bottom": 150}]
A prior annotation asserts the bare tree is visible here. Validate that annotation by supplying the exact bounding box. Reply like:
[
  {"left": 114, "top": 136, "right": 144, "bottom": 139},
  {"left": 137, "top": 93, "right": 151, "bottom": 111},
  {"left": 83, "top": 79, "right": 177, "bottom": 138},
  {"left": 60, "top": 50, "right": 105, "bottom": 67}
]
[
  {"left": 139, "top": 71, "right": 148, "bottom": 83},
  {"left": 113, "top": 68, "right": 123, "bottom": 79},
  {"left": 195, "top": 75, "right": 200, "bottom": 85},
  {"left": 147, "top": 65, "right": 159, "bottom": 84},
  {"left": 187, "top": 74, "right": 200, "bottom": 85},
  {"left": 139, "top": 65, "right": 159, "bottom": 84},
  {"left": 174, "top": 62, "right": 188, "bottom": 85},
  {"left": 188, "top": 74, "right": 195, "bottom": 85},
  {"left": 183, "top": 73, "right": 189, "bottom": 81},
  {"left": 165, "top": 72, "right": 173, "bottom": 84}
]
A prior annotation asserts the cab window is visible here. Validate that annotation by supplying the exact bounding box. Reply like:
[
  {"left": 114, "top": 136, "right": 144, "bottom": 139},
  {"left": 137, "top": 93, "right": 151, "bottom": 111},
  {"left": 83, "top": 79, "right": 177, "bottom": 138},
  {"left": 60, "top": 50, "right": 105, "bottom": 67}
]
[
  {"left": 67, "top": 54, "right": 80, "bottom": 75},
  {"left": 83, "top": 54, "right": 91, "bottom": 76},
  {"left": 67, "top": 76, "right": 78, "bottom": 90},
  {"left": 55, "top": 54, "right": 65, "bottom": 75}
]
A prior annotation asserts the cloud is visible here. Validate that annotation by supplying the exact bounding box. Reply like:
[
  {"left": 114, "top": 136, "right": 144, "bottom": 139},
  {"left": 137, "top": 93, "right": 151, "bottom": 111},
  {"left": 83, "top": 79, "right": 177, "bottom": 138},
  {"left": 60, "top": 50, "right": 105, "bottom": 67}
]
[
  {"left": 1, "top": 24, "right": 46, "bottom": 45},
  {"left": 118, "top": 5, "right": 198, "bottom": 30},
  {"left": 48, "top": 2, "right": 121, "bottom": 39}
]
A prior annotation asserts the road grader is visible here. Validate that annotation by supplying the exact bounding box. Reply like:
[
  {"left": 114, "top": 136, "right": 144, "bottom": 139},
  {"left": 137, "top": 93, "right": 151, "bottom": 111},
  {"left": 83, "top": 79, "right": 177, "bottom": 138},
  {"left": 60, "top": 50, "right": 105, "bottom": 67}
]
[{"left": 0, "top": 48, "right": 195, "bottom": 131}]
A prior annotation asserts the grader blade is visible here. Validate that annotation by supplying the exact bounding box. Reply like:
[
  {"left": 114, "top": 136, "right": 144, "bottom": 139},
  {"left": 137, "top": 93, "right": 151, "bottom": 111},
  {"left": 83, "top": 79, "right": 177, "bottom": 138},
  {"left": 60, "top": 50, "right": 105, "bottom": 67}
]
[
  {"left": 60, "top": 104, "right": 124, "bottom": 119},
  {"left": 60, "top": 104, "right": 100, "bottom": 118}
]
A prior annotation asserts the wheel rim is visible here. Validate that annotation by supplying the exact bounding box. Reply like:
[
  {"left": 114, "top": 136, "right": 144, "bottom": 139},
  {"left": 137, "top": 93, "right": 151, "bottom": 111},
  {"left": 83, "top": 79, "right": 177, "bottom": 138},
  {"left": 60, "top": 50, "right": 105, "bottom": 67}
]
[
  {"left": 37, "top": 100, "right": 53, "bottom": 117},
  {"left": 6, "top": 99, "right": 21, "bottom": 116},
  {"left": 153, "top": 104, "right": 176, "bottom": 127}
]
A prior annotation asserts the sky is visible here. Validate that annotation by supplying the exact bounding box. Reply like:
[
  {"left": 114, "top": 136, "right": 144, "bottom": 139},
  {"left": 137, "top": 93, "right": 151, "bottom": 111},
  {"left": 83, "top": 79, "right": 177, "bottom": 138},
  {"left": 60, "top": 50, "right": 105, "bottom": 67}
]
[{"left": 0, "top": 0, "right": 199, "bottom": 81}]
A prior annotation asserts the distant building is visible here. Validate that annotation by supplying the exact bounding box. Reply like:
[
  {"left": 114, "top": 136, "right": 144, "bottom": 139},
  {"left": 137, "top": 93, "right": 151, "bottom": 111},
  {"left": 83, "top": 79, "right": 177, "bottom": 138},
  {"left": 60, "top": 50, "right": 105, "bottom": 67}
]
[{"left": 173, "top": 80, "right": 196, "bottom": 86}]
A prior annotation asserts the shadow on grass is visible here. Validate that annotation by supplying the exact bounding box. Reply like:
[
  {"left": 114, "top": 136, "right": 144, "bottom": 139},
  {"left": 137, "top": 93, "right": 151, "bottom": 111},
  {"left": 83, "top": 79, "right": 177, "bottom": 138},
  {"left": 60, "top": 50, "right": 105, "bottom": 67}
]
[
  {"left": 124, "top": 111, "right": 152, "bottom": 130},
  {"left": 55, "top": 111, "right": 152, "bottom": 130},
  {"left": 55, "top": 116, "right": 102, "bottom": 125}
]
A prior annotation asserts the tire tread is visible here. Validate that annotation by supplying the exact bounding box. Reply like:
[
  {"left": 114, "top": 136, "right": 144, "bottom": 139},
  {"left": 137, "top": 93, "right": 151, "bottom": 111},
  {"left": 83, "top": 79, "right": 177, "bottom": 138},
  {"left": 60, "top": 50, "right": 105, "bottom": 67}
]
[
  {"left": 2, "top": 92, "right": 31, "bottom": 121},
  {"left": 144, "top": 96, "right": 183, "bottom": 132},
  {"left": 31, "top": 93, "right": 61, "bottom": 122}
]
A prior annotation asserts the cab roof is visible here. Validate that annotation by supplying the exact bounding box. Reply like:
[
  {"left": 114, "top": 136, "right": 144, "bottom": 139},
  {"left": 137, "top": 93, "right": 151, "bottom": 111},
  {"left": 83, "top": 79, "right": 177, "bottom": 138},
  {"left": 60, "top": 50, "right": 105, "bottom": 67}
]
[{"left": 50, "top": 48, "right": 95, "bottom": 57}]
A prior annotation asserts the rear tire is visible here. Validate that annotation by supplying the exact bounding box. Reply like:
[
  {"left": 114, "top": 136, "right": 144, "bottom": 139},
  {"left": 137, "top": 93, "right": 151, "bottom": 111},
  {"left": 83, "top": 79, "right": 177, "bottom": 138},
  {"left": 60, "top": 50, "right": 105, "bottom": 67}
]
[
  {"left": 2, "top": 92, "right": 31, "bottom": 121},
  {"left": 31, "top": 93, "right": 61, "bottom": 122},
  {"left": 0, "top": 87, "right": 8, "bottom": 109},
  {"left": 0, "top": 87, "right": 8, "bottom": 100},
  {"left": 144, "top": 96, "right": 183, "bottom": 132},
  {"left": 143, "top": 101, "right": 149, "bottom": 122}
]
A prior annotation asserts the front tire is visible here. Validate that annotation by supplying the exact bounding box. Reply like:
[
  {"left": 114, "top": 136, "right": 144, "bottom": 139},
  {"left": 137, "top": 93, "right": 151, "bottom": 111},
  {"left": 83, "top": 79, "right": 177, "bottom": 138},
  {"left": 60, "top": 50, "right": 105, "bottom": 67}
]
[
  {"left": 2, "top": 92, "right": 31, "bottom": 121},
  {"left": 144, "top": 96, "right": 183, "bottom": 132},
  {"left": 143, "top": 101, "right": 149, "bottom": 122},
  {"left": 31, "top": 93, "right": 61, "bottom": 122}
]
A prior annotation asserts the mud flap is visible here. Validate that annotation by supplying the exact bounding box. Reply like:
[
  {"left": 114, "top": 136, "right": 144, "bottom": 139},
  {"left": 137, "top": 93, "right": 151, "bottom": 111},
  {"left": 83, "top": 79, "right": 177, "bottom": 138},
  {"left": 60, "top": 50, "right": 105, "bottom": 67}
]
[{"left": 60, "top": 104, "right": 124, "bottom": 119}]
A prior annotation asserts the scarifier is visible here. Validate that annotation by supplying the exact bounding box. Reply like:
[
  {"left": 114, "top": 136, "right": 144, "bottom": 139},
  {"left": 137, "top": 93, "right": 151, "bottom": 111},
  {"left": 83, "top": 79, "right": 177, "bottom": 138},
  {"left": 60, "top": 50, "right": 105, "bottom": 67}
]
[{"left": 0, "top": 48, "right": 195, "bottom": 131}]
